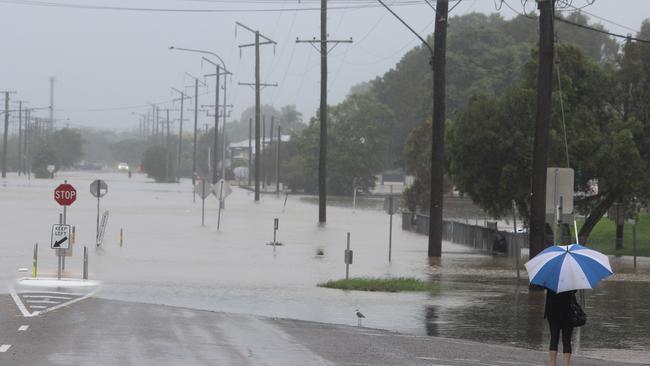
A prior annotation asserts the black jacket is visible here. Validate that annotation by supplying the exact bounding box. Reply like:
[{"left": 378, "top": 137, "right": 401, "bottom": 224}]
[{"left": 544, "top": 290, "right": 576, "bottom": 323}]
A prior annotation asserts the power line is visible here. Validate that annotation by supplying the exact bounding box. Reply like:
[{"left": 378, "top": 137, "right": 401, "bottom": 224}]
[
  {"left": 502, "top": 0, "right": 650, "bottom": 44},
  {"left": 555, "top": 17, "right": 650, "bottom": 44},
  {"left": 0, "top": 0, "right": 428, "bottom": 13}
]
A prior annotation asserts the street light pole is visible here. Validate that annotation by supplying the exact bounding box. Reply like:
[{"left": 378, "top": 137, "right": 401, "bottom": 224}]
[{"left": 169, "top": 46, "right": 231, "bottom": 186}]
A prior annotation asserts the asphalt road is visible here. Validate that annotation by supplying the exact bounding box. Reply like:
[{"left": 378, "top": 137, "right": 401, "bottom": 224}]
[{"left": 0, "top": 295, "right": 645, "bottom": 366}]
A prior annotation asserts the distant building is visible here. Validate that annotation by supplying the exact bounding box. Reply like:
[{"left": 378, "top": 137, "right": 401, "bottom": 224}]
[{"left": 228, "top": 135, "right": 291, "bottom": 161}]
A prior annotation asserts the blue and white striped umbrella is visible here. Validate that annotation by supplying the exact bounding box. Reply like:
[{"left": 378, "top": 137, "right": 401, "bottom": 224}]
[{"left": 525, "top": 244, "right": 613, "bottom": 293}]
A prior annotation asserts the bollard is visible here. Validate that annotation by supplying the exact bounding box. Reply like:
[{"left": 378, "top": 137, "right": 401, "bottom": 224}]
[
  {"left": 83, "top": 246, "right": 88, "bottom": 280},
  {"left": 344, "top": 232, "right": 353, "bottom": 280},
  {"left": 515, "top": 240, "right": 520, "bottom": 281},
  {"left": 633, "top": 221, "right": 637, "bottom": 270},
  {"left": 273, "top": 218, "right": 279, "bottom": 245},
  {"left": 32, "top": 243, "right": 38, "bottom": 278},
  {"left": 120, "top": 228, "right": 124, "bottom": 248}
]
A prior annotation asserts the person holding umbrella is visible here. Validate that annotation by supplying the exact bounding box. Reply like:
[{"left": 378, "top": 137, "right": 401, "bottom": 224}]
[
  {"left": 544, "top": 289, "right": 576, "bottom": 365},
  {"left": 525, "top": 243, "right": 613, "bottom": 366}
]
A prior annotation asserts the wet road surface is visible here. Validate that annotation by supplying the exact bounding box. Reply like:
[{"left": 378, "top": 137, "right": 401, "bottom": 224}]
[{"left": 1, "top": 294, "right": 642, "bottom": 366}]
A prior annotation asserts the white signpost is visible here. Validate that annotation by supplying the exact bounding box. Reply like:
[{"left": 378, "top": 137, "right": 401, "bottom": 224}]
[{"left": 96, "top": 210, "right": 109, "bottom": 246}]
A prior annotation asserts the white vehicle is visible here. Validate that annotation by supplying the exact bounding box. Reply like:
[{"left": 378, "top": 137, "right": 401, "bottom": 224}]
[{"left": 117, "top": 162, "right": 129, "bottom": 171}]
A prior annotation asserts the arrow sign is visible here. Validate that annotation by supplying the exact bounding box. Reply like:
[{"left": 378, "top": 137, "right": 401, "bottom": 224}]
[{"left": 51, "top": 224, "right": 71, "bottom": 249}]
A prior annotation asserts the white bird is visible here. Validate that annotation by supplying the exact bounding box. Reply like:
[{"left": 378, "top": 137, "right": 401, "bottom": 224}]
[{"left": 355, "top": 309, "right": 366, "bottom": 327}]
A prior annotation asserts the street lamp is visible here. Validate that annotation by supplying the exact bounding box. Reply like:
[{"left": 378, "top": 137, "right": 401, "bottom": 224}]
[{"left": 169, "top": 46, "right": 232, "bottom": 186}]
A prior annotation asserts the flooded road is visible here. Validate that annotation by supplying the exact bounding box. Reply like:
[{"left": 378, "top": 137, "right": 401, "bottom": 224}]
[{"left": 1, "top": 171, "right": 649, "bottom": 363}]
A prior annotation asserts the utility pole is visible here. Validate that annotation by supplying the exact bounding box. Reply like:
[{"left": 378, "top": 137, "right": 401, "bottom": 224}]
[
  {"left": 297, "top": 0, "right": 353, "bottom": 223},
  {"left": 262, "top": 115, "right": 266, "bottom": 189},
  {"left": 237, "top": 21, "right": 277, "bottom": 201},
  {"left": 529, "top": 0, "right": 556, "bottom": 259},
  {"left": 376, "top": 0, "right": 447, "bottom": 257},
  {"left": 222, "top": 72, "right": 229, "bottom": 186},
  {"left": 269, "top": 116, "right": 275, "bottom": 187},
  {"left": 248, "top": 117, "right": 252, "bottom": 187},
  {"left": 49, "top": 77, "right": 55, "bottom": 132},
  {"left": 2, "top": 91, "right": 16, "bottom": 178},
  {"left": 210, "top": 63, "right": 220, "bottom": 184},
  {"left": 185, "top": 72, "right": 207, "bottom": 199},
  {"left": 193, "top": 79, "right": 199, "bottom": 193},
  {"left": 17, "top": 101, "right": 23, "bottom": 176},
  {"left": 172, "top": 87, "right": 191, "bottom": 182},
  {"left": 165, "top": 109, "right": 170, "bottom": 182},
  {"left": 428, "top": 0, "right": 449, "bottom": 257},
  {"left": 24, "top": 108, "right": 30, "bottom": 177},
  {"left": 276, "top": 126, "right": 281, "bottom": 193}
]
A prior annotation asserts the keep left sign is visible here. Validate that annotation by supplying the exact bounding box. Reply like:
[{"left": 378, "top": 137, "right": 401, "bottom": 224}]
[{"left": 51, "top": 224, "right": 71, "bottom": 249}]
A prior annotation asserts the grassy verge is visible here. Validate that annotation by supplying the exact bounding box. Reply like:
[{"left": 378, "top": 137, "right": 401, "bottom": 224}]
[
  {"left": 577, "top": 212, "right": 650, "bottom": 256},
  {"left": 318, "top": 277, "right": 440, "bottom": 293}
]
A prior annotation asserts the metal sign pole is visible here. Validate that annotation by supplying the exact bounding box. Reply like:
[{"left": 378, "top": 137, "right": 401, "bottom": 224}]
[
  {"left": 388, "top": 186, "right": 393, "bottom": 263},
  {"left": 217, "top": 180, "right": 224, "bottom": 230},
  {"left": 83, "top": 246, "right": 88, "bottom": 280},
  {"left": 57, "top": 213, "right": 62, "bottom": 280},
  {"left": 346, "top": 232, "right": 351, "bottom": 280},
  {"left": 96, "top": 183, "right": 100, "bottom": 245},
  {"left": 201, "top": 180, "right": 206, "bottom": 226},
  {"left": 32, "top": 243, "right": 38, "bottom": 278},
  {"left": 62, "top": 204, "right": 67, "bottom": 270}
]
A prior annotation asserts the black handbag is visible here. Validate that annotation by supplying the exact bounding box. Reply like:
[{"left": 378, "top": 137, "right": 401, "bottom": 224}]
[{"left": 569, "top": 294, "right": 587, "bottom": 327}]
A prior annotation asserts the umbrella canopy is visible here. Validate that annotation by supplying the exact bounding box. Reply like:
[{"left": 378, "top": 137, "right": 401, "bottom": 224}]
[{"left": 525, "top": 244, "right": 613, "bottom": 293}]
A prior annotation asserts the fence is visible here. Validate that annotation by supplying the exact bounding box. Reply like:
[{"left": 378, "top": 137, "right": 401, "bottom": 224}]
[{"left": 402, "top": 212, "right": 529, "bottom": 256}]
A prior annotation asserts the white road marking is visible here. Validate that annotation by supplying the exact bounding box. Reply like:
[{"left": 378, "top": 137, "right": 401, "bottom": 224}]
[
  {"left": 32, "top": 288, "right": 99, "bottom": 316},
  {"left": 9, "top": 286, "right": 32, "bottom": 317},
  {"left": 19, "top": 291, "right": 83, "bottom": 296},
  {"left": 23, "top": 295, "right": 72, "bottom": 300},
  {"left": 26, "top": 299, "right": 60, "bottom": 304},
  {"left": 9, "top": 285, "right": 99, "bottom": 317},
  {"left": 0, "top": 345, "right": 11, "bottom": 353},
  {"left": 18, "top": 325, "right": 29, "bottom": 331}
]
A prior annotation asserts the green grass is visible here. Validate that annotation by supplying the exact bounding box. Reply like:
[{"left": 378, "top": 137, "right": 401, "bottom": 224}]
[
  {"left": 577, "top": 212, "right": 650, "bottom": 257},
  {"left": 318, "top": 277, "right": 441, "bottom": 293}
]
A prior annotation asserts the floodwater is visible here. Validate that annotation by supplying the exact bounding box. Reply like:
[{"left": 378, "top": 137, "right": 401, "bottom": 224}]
[{"left": 1, "top": 171, "right": 649, "bottom": 363}]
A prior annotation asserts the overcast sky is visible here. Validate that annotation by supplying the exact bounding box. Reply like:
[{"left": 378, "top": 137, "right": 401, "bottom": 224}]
[{"left": 1, "top": 0, "right": 648, "bottom": 133}]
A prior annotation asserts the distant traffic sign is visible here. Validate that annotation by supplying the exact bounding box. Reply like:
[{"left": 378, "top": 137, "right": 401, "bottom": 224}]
[
  {"left": 212, "top": 179, "right": 233, "bottom": 200},
  {"left": 90, "top": 180, "right": 108, "bottom": 198},
  {"left": 195, "top": 179, "right": 210, "bottom": 199},
  {"left": 51, "top": 224, "right": 71, "bottom": 249},
  {"left": 54, "top": 184, "right": 77, "bottom": 206},
  {"left": 383, "top": 195, "right": 400, "bottom": 215}
]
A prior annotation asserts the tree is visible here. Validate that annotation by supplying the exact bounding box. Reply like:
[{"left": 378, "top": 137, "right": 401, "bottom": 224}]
[
  {"left": 141, "top": 145, "right": 175, "bottom": 183},
  {"left": 287, "top": 94, "right": 393, "bottom": 195},
  {"left": 48, "top": 128, "right": 83, "bottom": 168},
  {"left": 32, "top": 145, "right": 60, "bottom": 179},
  {"left": 444, "top": 43, "right": 650, "bottom": 243}
]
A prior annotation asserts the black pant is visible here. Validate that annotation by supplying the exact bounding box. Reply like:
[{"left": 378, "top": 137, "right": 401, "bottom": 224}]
[{"left": 548, "top": 318, "right": 573, "bottom": 354}]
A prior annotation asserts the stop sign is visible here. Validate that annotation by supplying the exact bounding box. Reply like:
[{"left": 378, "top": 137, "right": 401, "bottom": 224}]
[{"left": 54, "top": 184, "right": 77, "bottom": 206}]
